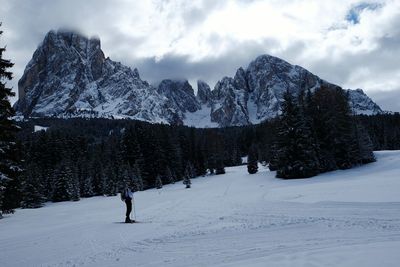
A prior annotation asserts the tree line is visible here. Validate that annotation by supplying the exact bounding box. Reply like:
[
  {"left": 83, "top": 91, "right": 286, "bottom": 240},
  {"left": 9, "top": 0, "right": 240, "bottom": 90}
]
[
  {"left": 3, "top": 118, "right": 247, "bottom": 210},
  {"left": 267, "top": 87, "right": 375, "bottom": 178}
]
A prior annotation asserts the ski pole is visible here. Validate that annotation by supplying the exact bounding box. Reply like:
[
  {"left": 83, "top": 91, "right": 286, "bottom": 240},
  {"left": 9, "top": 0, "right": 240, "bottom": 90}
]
[{"left": 133, "top": 196, "right": 137, "bottom": 221}]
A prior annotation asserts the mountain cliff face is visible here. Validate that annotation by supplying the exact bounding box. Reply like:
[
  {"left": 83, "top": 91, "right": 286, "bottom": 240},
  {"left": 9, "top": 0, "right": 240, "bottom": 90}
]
[{"left": 14, "top": 31, "right": 383, "bottom": 127}]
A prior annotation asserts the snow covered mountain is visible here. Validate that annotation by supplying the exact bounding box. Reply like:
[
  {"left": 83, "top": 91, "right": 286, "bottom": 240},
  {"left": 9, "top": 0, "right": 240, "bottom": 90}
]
[
  {"left": 14, "top": 30, "right": 183, "bottom": 123},
  {"left": 14, "top": 31, "right": 383, "bottom": 127},
  {"left": 205, "top": 55, "right": 383, "bottom": 127}
]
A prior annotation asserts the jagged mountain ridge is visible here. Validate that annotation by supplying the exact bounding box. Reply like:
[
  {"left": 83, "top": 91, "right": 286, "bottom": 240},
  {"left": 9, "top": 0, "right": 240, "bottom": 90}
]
[{"left": 14, "top": 30, "right": 383, "bottom": 127}]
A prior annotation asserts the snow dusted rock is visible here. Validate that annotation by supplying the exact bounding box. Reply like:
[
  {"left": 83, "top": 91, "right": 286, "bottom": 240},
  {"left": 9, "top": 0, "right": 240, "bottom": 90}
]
[
  {"left": 347, "top": 88, "right": 382, "bottom": 115},
  {"left": 157, "top": 79, "right": 200, "bottom": 113},
  {"left": 14, "top": 30, "right": 176, "bottom": 123}
]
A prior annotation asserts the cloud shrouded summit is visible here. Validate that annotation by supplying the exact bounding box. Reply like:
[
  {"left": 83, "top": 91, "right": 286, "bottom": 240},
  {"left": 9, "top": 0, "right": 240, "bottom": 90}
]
[{"left": 1, "top": 0, "right": 400, "bottom": 111}]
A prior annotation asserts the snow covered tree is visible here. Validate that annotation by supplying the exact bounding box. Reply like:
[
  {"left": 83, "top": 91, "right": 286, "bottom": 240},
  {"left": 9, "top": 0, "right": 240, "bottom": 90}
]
[
  {"left": 0, "top": 25, "right": 21, "bottom": 216},
  {"left": 185, "top": 162, "right": 196, "bottom": 179},
  {"left": 70, "top": 173, "right": 80, "bottom": 201},
  {"left": 20, "top": 165, "right": 45, "bottom": 209},
  {"left": 82, "top": 174, "right": 94, "bottom": 197},
  {"left": 247, "top": 144, "right": 258, "bottom": 174},
  {"left": 165, "top": 166, "right": 175, "bottom": 184},
  {"left": 183, "top": 174, "right": 191, "bottom": 188},
  {"left": 155, "top": 174, "right": 163, "bottom": 189},
  {"left": 207, "top": 153, "right": 216, "bottom": 175},
  {"left": 52, "top": 163, "right": 73, "bottom": 202}
]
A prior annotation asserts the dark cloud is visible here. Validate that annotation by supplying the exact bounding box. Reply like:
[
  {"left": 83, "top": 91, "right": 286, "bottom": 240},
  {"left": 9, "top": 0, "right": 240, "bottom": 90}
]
[
  {"left": 180, "top": 1, "right": 224, "bottom": 28},
  {"left": 130, "top": 38, "right": 280, "bottom": 89},
  {"left": 369, "top": 90, "right": 400, "bottom": 112}
]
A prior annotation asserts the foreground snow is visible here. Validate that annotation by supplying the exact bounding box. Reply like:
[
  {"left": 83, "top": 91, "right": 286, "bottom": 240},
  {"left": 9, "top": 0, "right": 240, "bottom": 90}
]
[{"left": 1, "top": 151, "right": 400, "bottom": 267}]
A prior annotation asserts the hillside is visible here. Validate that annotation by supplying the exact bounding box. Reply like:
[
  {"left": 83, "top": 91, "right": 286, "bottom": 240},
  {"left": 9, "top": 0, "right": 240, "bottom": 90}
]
[{"left": 1, "top": 151, "right": 400, "bottom": 266}]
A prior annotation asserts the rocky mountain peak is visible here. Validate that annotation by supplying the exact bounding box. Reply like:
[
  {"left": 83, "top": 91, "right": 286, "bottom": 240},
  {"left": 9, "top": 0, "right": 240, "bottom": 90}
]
[
  {"left": 347, "top": 88, "right": 383, "bottom": 115},
  {"left": 197, "top": 80, "right": 212, "bottom": 105}
]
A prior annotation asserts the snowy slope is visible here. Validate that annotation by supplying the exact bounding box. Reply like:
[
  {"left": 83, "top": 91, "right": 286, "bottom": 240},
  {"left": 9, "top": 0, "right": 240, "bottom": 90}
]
[{"left": 1, "top": 151, "right": 400, "bottom": 266}]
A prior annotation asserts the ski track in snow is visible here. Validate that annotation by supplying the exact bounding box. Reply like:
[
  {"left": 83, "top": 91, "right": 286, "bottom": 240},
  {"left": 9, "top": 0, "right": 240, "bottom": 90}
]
[{"left": 1, "top": 151, "right": 400, "bottom": 266}]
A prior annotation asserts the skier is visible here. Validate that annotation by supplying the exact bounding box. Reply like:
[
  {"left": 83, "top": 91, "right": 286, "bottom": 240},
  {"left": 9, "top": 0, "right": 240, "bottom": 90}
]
[{"left": 121, "top": 186, "right": 135, "bottom": 223}]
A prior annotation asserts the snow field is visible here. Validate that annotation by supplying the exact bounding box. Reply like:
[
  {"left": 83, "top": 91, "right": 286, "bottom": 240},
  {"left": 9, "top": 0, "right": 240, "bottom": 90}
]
[{"left": 1, "top": 151, "right": 400, "bottom": 266}]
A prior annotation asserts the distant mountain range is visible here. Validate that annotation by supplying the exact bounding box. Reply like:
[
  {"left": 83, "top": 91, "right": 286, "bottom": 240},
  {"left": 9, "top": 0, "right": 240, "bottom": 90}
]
[{"left": 14, "top": 30, "right": 383, "bottom": 127}]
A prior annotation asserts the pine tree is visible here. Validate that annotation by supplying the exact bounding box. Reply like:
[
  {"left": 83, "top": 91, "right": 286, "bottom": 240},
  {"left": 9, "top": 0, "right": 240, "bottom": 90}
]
[
  {"left": 247, "top": 144, "right": 258, "bottom": 174},
  {"left": 0, "top": 24, "right": 21, "bottom": 216},
  {"left": 70, "top": 173, "right": 80, "bottom": 201},
  {"left": 104, "top": 165, "right": 118, "bottom": 196},
  {"left": 132, "top": 162, "right": 144, "bottom": 191},
  {"left": 215, "top": 133, "right": 226, "bottom": 175},
  {"left": 215, "top": 158, "right": 226, "bottom": 175},
  {"left": 312, "top": 87, "right": 338, "bottom": 171},
  {"left": 121, "top": 166, "right": 132, "bottom": 189},
  {"left": 89, "top": 156, "right": 104, "bottom": 195},
  {"left": 155, "top": 174, "right": 163, "bottom": 189},
  {"left": 268, "top": 143, "right": 279, "bottom": 171},
  {"left": 355, "top": 122, "right": 376, "bottom": 164},
  {"left": 274, "top": 90, "right": 320, "bottom": 178},
  {"left": 332, "top": 89, "right": 355, "bottom": 169}
]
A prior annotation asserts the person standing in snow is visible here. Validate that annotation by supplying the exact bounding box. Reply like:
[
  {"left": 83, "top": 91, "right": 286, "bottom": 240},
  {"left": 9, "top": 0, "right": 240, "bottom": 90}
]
[{"left": 121, "top": 186, "right": 134, "bottom": 223}]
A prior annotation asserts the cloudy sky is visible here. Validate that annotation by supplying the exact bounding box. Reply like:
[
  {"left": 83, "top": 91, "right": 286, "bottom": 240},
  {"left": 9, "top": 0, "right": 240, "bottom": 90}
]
[{"left": 1, "top": 0, "right": 400, "bottom": 111}]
